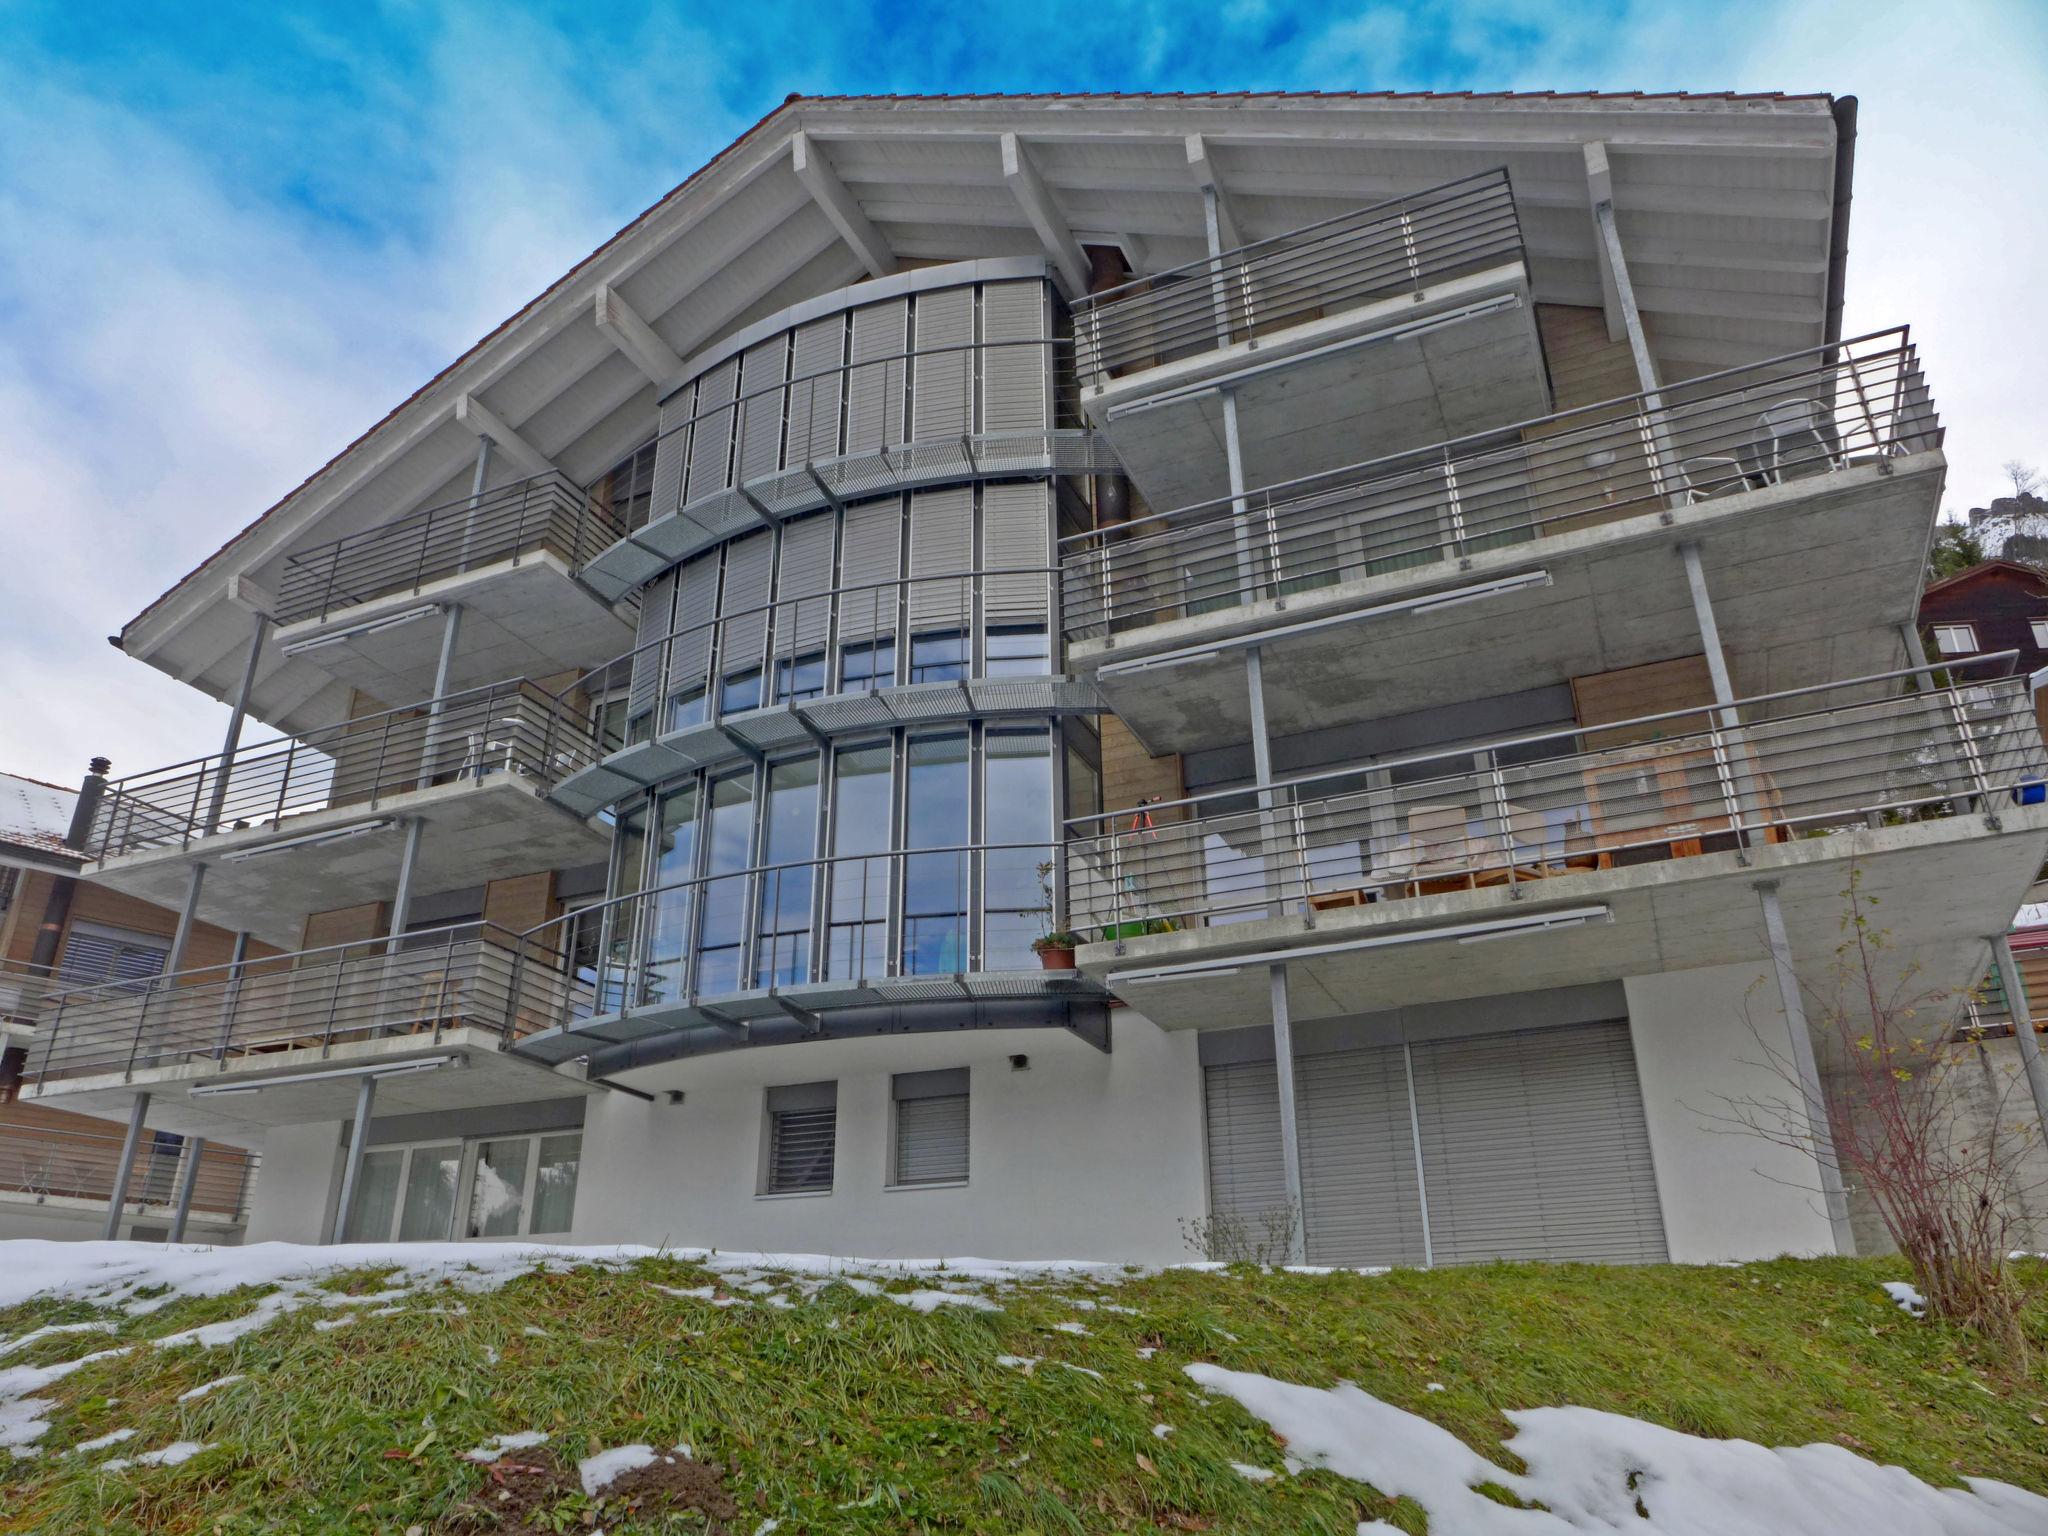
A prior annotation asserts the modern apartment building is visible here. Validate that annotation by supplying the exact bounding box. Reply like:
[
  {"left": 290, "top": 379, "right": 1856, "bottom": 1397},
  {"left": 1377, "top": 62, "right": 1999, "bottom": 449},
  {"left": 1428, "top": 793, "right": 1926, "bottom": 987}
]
[{"left": 19, "top": 90, "right": 2048, "bottom": 1265}]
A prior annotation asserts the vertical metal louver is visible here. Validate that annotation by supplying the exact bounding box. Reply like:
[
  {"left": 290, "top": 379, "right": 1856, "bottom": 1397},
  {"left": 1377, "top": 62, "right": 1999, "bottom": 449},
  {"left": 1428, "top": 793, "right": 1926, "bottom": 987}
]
[
  {"left": 784, "top": 315, "right": 846, "bottom": 465},
  {"left": 912, "top": 287, "right": 974, "bottom": 441},
  {"left": 774, "top": 511, "right": 836, "bottom": 658},
  {"left": 982, "top": 281, "right": 1051, "bottom": 434},
  {"left": 765, "top": 1080, "right": 837, "bottom": 1194},
  {"left": 625, "top": 569, "right": 678, "bottom": 724},
  {"left": 981, "top": 481, "right": 1053, "bottom": 625},
  {"left": 845, "top": 299, "right": 908, "bottom": 454},
  {"left": 716, "top": 530, "right": 776, "bottom": 677},
  {"left": 892, "top": 1068, "right": 970, "bottom": 1186},
  {"left": 907, "top": 486, "right": 974, "bottom": 634},
  {"left": 1409, "top": 1022, "right": 1667, "bottom": 1265},
  {"left": 735, "top": 337, "right": 789, "bottom": 486},
  {"left": 685, "top": 357, "right": 739, "bottom": 503},
  {"left": 837, "top": 498, "right": 904, "bottom": 644}
]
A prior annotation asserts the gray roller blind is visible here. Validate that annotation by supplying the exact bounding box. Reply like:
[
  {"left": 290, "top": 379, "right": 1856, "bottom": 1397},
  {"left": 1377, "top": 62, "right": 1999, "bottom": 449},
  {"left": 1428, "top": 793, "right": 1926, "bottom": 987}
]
[
  {"left": 1202, "top": 1060, "right": 1287, "bottom": 1224},
  {"left": 766, "top": 1080, "right": 837, "bottom": 1194},
  {"left": 982, "top": 281, "right": 1051, "bottom": 433},
  {"left": 837, "top": 498, "right": 903, "bottom": 643},
  {"left": 912, "top": 287, "right": 974, "bottom": 440},
  {"left": 981, "top": 480, "right": 1052, "bottom": 625},
  {"left": 907, "top": 486, "right": 974, "bottom": 633},
  {"left": 56, "top": 925, "right": 170, "bottom": 988},
  {"left": 1296, "top": 1044, "right": 1428, "bottom": 1269},
  {"left": 717, "top": 530, "right": 776, "bottom": 674},
  {"left": 893, "top": 1067, "right": 969, "bottom": 1185},
  {"left": 685, "top": 357, "right": 739, "bottom": 503},
  {"left": 735, "top": 337, "right": 789, "bottom": 485},
  {"left": 774, "top": 512, "right": 836, "bottom": 657},
  {"left": 665, "top": 556, "right": 722, "bottom": 707},
  {"left": 649, "top": 383, "right": 693, "bottom": 526},
  {"left": 784, "top": 315, "right": 845, "bottom": 465},
  {"left": 626, "top": 569, "right": 677, "bottom": 722},
  {"left": 846, "top": 299, "right": 907, "bottom": 454},
  {"left": 1410, "top": 1021, "right": 1667, "bottom": 1265}
]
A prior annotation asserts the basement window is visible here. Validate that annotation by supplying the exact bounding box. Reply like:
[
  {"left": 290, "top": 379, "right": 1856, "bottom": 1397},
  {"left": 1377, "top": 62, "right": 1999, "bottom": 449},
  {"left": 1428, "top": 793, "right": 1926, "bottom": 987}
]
[
  {"left": 1932, "top": 623, "right": 1978, "bottom": 656},
  {"left": 764, "top": 1081, "right": 837, "bottom": 1195}
]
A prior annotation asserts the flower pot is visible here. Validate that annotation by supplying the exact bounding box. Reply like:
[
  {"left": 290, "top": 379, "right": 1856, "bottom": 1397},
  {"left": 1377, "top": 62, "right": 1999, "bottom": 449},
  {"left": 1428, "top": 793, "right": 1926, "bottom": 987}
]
[{"left": 1035, "top": 945, "right": 1076, "bottom": 970}]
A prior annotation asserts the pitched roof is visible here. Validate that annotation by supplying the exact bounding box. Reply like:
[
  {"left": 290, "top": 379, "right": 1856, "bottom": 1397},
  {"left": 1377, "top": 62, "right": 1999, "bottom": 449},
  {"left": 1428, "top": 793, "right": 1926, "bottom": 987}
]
[
  {"left": 0, "top": 769, "right": 81, "bottom": 863},
  {"left": 1921, "top": 559, "right": 2048, "bottom": 599}
]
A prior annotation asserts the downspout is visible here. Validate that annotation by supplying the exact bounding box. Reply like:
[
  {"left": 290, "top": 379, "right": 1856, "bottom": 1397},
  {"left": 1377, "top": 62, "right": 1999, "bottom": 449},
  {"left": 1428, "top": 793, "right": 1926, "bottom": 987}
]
[{"left": 1823, "top": 95, "right": 1858, "bottom": 352}]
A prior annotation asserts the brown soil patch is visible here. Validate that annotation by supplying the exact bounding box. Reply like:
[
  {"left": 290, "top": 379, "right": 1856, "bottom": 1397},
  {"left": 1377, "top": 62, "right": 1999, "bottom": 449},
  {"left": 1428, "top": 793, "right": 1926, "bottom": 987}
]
[{"left": 439, "top": 1447, "right": 739, "bottom": 1534}]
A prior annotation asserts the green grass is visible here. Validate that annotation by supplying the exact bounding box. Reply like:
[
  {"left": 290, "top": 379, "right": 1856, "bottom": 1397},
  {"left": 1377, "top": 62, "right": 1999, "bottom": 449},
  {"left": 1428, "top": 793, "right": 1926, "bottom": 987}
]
[{"left": 3, "top": 1254, "right": 2046, "bottom": 1534}]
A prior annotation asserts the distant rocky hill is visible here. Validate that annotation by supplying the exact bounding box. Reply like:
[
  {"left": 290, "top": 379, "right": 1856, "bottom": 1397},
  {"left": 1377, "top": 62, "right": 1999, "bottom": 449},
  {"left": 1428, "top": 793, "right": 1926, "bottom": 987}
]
[{"left": 1970, "top": 492, "right": 2048, "bottom": 565}]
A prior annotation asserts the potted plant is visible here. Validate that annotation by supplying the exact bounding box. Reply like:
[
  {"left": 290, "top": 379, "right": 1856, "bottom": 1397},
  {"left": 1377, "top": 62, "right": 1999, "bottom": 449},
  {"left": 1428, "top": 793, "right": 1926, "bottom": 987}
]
[{"left": 1030, "top": 860, "right": 1084, "bottom": 970}]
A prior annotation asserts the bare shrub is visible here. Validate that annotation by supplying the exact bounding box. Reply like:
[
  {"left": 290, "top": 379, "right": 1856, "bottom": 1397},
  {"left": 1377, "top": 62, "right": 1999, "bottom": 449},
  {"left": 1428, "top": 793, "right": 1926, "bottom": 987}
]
[{"left": 1181, "top": 1204, "right": 1301, "bottom": 1266}]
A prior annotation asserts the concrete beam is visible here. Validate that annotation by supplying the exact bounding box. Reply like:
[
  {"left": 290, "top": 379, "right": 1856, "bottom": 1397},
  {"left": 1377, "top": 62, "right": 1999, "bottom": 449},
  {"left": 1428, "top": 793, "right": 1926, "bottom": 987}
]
[
  {"left": 594, "top": 283, "right": 685, "bottom": 387},
  {"left": 1184, "top": 134, "right": 1245, "bottom": 252},
  {"left": 791, "top": 131, "right": 893, "bottom": 280},
  {"left": 452, "top": 393, "right": 557, "bottom": 481},
  {"left": 1583, "top": 141, "right": 1626, "bottom": 343},
  {"left": 1000, "top": 133, "right": 1089, "bottom": 296},
  {"left": 226, "top": 572, "right": 278, "bottom": 620}
]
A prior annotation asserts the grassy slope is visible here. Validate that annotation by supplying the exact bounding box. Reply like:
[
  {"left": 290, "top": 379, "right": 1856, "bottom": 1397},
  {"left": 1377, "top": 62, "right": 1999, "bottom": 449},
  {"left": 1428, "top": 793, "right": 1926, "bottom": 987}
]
[{"left": 2, "top": 1254, "right": 2045, "bottom": 1534}]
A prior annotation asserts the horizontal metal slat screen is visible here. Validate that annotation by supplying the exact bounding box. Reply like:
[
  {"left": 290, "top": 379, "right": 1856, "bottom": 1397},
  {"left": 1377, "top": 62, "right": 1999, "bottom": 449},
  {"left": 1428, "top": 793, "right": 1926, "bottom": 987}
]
[
  {"left": 55, "top": 926, "right": 170, "bottom": 988},
  {"left": 785, "top": 315, "right": 846, "bottom": 465},
  {"left": 912, "top": 286, "right": 973, "bottom": 441},
  {"left": 1410, "top": 1021, "right": 1667, "bottom": 1265},
  {"left": 717, "top": 529, "right": 775, "bottom": 674},
  {"left": 982, "top": 281, "right": 1050, "bottom": 434},
  {"left": 665, "top": 556, "right": 722, "bottom": 710},
  {"left": 1202, "top": 1060, "right": 1287, "bottom": 1226},
  {"left": 774, "top": 511, "right": 836, "bottom": 658},
  {"left": 894, "top": 1068, "right": 969, "bottom": 1186},
  {"left": 982, "top": 480, "right": 1053, "bottom": 625},
  {"left": 650, "top": 380, "right": 694, "bottom": 525},
  {"left": 736, "top": 337, "right": 790, "bottom": 486},
  {"left": 625, "top": 570, "right": 677, "bottom": 723},
  {"left": 1296, "top": 1045, "right": 1427, "bottom": 1269},
  {"left": 907, "top": 486, "right": 974, "bottom": 634},
  {"left": 685, "top": 357, "right": 739, "bottom": 504},
  {"left": 766, "top": 1080, "right": 838, "bottom": 1194},
  {"left": 846, "top": 299, "right": 907, "bottom": 455},
  {"left": 838, "top": 498, "right": 904, "bottom": 644}
]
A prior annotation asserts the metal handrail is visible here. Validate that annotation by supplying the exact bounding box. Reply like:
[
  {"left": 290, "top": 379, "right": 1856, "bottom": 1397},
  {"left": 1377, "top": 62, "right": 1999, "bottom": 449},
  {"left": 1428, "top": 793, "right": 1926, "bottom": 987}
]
[
  {"left": 277, "top": 470, "right": 625, "bottom": 626},
  {"left": 89, "top": 677, "right": 600, "bottom": 861},
  {"left": 0, "top": 1123, "right": 258, "bottom": 1219},
  {"left": 518, "top": 838, "right": 1065, "bottom": 1033},
  {"left": 1059, "top": 327, "right": 1940, "bottom": 641},
  {"left": 1070, "top": 169, "right": 1524, "bottom": 380},
  {"left": 1063, "top": 662, "right": 2042, "bottom": 937},
  {"left": 26, "top": 920, "right": 580, "bottom": 1086}
]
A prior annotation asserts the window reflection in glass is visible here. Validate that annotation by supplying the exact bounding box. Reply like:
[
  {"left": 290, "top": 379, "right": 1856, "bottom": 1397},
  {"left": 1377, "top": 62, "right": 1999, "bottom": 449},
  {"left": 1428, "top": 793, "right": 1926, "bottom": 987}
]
[
  {"left": 666, "top": 685, "right": 708, "bottom": 733},
  {"left": 720, "top": 668, "right": 763, "bottom": 715},
  {"left": 984, "top": 729, "right": 1052, "bottom": 967},
  {"left": 903, "top": 733, "right": 969, "bottom": 974},
  {"left": 695, "top": 772, "right": 755, "bottom": 995},
  {"left": 840, "top": 639, "right": 896, "bottom": 693},
  {"left": 530, "top": 1134, "right": 581, "bottom": 1235},
  {"left": 774, "top": 652, "right": 826, "bottom": 704},
  {"left": 603, "top": 805, "right": 647, "bottom": 1012},
  {"left": 467, "top": 1138, "right": 531, "bottom": 1239},
  {"left": 986, "top": 625, "right": 1050, "bottom": 677},
  {"left": 909, "top": 631, "right": 967, "bottom": 684},
  {"left": 644, "top": 783, "right": 699, "bottom": 1005},
  {"left": 343, "top": 1149, "right": 404, "bottom": 1242},
  {"left": 397, "top": 1144, "right": 462, "bottom": 1241},
  {"left": 826, "top": 744, "right": 892, "bottom": 978},
  {"left": 755, "top": 757, "right": 819, "bottom": 987}
]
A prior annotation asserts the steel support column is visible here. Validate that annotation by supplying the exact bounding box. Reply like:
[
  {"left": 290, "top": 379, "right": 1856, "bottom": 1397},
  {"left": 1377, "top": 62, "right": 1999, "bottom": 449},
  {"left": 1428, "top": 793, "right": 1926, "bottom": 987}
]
[
  {"left": 1989, "top": 935, "right": 2048, "bottom": 1138},
  {"left": 328, "top": 1073, "right": 380, "bottom": 1244},
  {"left": 167, "top": 1136, "right": 207, "bottom": 1243},
  {"left": 1679, "top": 542, "right": 1739, "bottom": 727},
  {"left": 1756, "top": 880, "right": 1854, "bottom": 1252},
  {"left": 101, "top": 1092, "right": 152, "bottom": 1240}
]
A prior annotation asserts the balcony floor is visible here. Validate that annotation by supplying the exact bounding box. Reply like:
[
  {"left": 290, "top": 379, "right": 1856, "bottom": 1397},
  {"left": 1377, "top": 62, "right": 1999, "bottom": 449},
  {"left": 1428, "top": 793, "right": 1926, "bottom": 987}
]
[
  {"left": 1083, "top": 264, "right": 1550, "bottom": 513},
  {"left": 276, "top": 552, "right": 635, "bottom": 706},
  {"left": 23, "top": 1028, "right": 601, "bottom": 1149},
  {"left": 1080, "top": 806, "right": 2048, "bottom": 1031},
  {"left": 1078, "top": 452, "right": 1945, "bottom": 756},
  {"left": 91, "top": 775, "right": 610, "bottom": 948}
]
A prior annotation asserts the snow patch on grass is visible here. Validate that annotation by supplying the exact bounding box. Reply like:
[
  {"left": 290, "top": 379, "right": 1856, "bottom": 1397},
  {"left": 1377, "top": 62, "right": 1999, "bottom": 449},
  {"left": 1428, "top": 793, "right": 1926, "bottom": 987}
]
[
  {"left": 1881, "top": 1281, "right": 1928, "bottom": 1317},
  {"left": 0, "top": 1322, "right": 115, "bottom": 1357},
  {"left": 578, "top": 1442, "right": 668, "bottom": 1496},
  {"left": 71, "top": 1427, "right": 134, "bottom": 1453},
  {"left": 1230, "top": 1460, "right": 1277, "bottom": 1482},
  {"left": 463, "top": 1429, "right": 549, "bottom": 1463},
  {"left": 886, "top": 1289, "right": 1000, "bottom": 1314},
  {"left": 175, "top": 1375, "right": 242, "bottom": 1403}
]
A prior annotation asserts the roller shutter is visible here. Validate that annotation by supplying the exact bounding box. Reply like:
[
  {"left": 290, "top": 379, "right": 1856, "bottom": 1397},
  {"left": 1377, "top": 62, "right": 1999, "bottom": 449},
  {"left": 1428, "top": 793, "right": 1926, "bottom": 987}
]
[
  {"left": 1296, "top": 1045, "right": 1428, "bottom": 1268},
  {"left": 907, "top": 486, "right": 974, "bottom": 634},
  {"left": 717, "top": 530, "right": 775, "bottom": 676},
  {"left": 784, "top": 315, "right": 846, "bottom": 465},
  {"left": 774, "top": 511, "right": 836, "bottom": 658},
  {"left": 846, "top": 299, "right": 907, "bottom": 454},
  {"left": 765, "top": 1081, "right": 837, "bottom": 1194},
  {"left": 982, "top": 481, "right": 1053, "bottom": 625},
  {"left": 648, "top": 383, "right": 693, "bottom": 527},
  {"left": 664, "top": 555, "right": 722, "bottom": 710},
  {"left": 684, "top": 357, "right": 738, "bottom": 503},
  {"left": 625, "top": 569, "right": 677, "bottom": 725},
  {"left": 735, "top": 337, "right": 789, "bottom": 486},
  {"left": 1410, "top": 1021, "right": 1667, "bottom": 1265},
  {"left": 56, "top": 925, "right": 170, "bottom": 988},
  {"left": 838, "top": 498, "right": 904, "bottom": 643},
  {"left": 983, "top": 281, "right": 1051, "bottom": 434},
  {"left": 1202, "top": 1060, "right": 1286, "bottom": 1224},
  {"left": 912, "top": 287, "right": 974, "bottom": 440},
  {"left": 893, "top": 1068, "right": 969, "bottom": 1186}
]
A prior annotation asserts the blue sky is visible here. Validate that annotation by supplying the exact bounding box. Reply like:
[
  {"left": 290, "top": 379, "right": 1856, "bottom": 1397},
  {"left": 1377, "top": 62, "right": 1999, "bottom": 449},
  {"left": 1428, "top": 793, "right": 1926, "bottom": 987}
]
[{"left": 1, "top": 0, "right": 2044, "bottom": 783}]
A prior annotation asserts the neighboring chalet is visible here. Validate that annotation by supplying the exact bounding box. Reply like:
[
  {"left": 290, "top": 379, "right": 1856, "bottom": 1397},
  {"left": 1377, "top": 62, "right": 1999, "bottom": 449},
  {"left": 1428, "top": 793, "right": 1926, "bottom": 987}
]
[{"left": 1922, "top": 559, "right": 2048, "bottom": 741}]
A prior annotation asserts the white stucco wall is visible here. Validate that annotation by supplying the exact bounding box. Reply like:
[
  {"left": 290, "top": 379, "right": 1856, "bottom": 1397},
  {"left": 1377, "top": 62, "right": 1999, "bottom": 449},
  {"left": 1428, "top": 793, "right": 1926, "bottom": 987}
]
[
  {"left": 242, "top": 1120, "right": 343, "bottom": 1244},
  {"left": 570, "top": 1016, "right": 1208, "bottom": 1263},
  {"left": 1625, "top": 963, "right": 1837, "bottom": 1263}
]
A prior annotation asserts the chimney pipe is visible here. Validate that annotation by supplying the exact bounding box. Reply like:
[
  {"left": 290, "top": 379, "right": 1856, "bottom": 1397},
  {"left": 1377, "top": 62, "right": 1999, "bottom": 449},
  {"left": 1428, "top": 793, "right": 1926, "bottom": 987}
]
[{"left": 26, "top": 756, "right": 109, "bottom": 978}]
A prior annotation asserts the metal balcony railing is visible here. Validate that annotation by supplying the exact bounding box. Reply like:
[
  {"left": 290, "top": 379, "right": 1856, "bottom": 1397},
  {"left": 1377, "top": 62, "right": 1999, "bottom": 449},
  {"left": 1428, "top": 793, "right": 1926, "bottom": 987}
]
[
  {"left": 518, "top": 840, "right": 1065, "bottom": 1033},
  {"left": 89, "top": 678, "right": 600, "bottom": 861},
  {"left": 26, "top": 921, "right": 582, "bottom": 1086},
  {"left": 1064, "top": 661, "right": 2042, "bottom": 937},
  {"left": 1, "top": 958, "right": 59, "bottom": 1030},
  {"left": 0, "top": 1121, "right": 257, "bottom": 1221},
  {"left": 1060, "top": 329, "right": 1941, "bottom": 642},
  {"left": 1071, "top": 169, "right": 1525, "bottom": 382},
  {"left": 276, "top": 470, "right": 626, "bottom": 627}
]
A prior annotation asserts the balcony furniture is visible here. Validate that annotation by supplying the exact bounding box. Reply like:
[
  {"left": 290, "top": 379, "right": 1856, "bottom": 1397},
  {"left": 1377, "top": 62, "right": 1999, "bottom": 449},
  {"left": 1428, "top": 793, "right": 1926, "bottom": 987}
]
[{"left": 1580, "top": 739, "right": 1786, "bottom": 863}]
